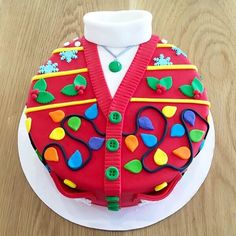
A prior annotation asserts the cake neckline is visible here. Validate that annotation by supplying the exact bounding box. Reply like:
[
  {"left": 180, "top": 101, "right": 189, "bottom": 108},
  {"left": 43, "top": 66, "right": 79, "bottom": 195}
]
[{"left": 81, "top": 35, "right": 160, "bottom": 117}]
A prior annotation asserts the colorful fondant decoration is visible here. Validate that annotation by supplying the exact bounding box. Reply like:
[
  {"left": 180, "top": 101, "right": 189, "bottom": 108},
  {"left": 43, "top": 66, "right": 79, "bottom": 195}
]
[
  {"left": 146, "top": 76, "right": 172, "bottom": 94},
  {"left": 84, "top": 103, "right": 98, "bottom": 120},
  {"left": 172, "top": 146, "right": 191, "bottom": 160},
  {"left": 141, "top": 133, "right": 158, "bottom": 148},
  {"left": 161, "top": 38, "right": 168, "bottom": 44},
  {"left": 74, "top": 41, "right": 81, "bottom": 47},
  {"left": 44, "top": 147, "right": 59, "bottom": 162},
  {"left": 64, "top": 41, "right": 70, "bottom": 46},
  {"left": 25, "top": 117, "right": 32, "bottom": 133},
  {"left": 199, "top": 140, "right": 205, "bottom": 151},
  {"left": 64, "top": 179, "right": 77, "bottom": 188},
  {"left": 154, "top": 148, "right": 168, "bottom": 165},
  {"left": 170, "top": 124, "right": 185, "bottom": 137},
  {"left": 59, "top": 50, "right": 78, "bottom": 63},
  {"left": 179, "top": 77, "right": 204, "bottom": 98},
  {"left": 153, "top": 54, "right": 173, "bottom": 66},
  {"left": 162, "top": 106, "right": 177, "bottom": 118},
  {"left": 49, "top": 110, "right": 65, "bottom": 123},
  {"left": 207, "top": 114, "right": 211, "bottom": 123},
  {"left": 31, "top": 79, "right": 55, "bottom": 104},
  {"left": 68, "top": 116, "right": 81, "bottom": 131},
  {"left": 61, "top": 74, "right": 87, "bottom": 96},
  {"left": 39, "top": 60, "right": 59, "bottom": 74},
  {"left": 154, "top": 182, "right": 168, "bottom": 191},
  {"left": 138, "top": 116, "right": 154, "bottom": 130},
  {"left": 124, "top": 159, "right": 142, "bottom": 174},
  {"left": 189, "top": 129, "right": 205, "bottom": 142},
  {"left": 88, "top": 137, "right": 105, "bottom": 150},
  {"left": 36, "top": 149, "right": 42, "bottom": 161},
  {"left": 68, "top": 150, "right": 83, "bottom": 169},
  {"left": 183, "top": 110, "right": 195, "bottom": 126},
  {"left": 49, "top": 127, "right": 65, "bottom": 140},
  {"left": 125, "top": 135, "right": 139, "bottom": 152},
  {"left": 171, "top": 46, "right": 187, "bottom": 57}
]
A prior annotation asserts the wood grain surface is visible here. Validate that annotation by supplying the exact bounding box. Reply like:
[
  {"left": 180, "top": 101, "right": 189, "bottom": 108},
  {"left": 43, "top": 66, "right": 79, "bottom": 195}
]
[{"left": 0, "top": 0, "right": 235, "bottom": 235}]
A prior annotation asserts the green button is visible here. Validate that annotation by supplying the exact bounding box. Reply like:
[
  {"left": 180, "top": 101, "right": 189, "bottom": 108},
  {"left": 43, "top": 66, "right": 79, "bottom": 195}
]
[
  {"left": 106, "top": 196, "right": 120, "bottom": 202},
  {"left": 109, "top": 111, "right": 122, "bottom": 124},
  {"left": 108, "top": 202, "right": 120, "bottom": 211},
  {"left": 106, "top": 138, "right": 119, "bottom": 152},
  {"left": 105, "top": 166, "right": 119, "bottom": 180}
]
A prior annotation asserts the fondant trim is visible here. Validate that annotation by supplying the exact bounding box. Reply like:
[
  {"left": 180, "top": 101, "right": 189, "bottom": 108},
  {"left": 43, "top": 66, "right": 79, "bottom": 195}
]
[
  {"left": 25, "top": 98, "right": 210, "bottom": 114},
  {"left": 83, "top": 10, "right": 152, "bottom": 47},
  {"left": 131, "top": 98, "right": 211, "bottom": 106},
  {"left": 31, "top": 64, "right": 197, "bottom": 82},
  {"left": 25, "top": 98, "right": 97, "bottom": 113},
  {"left": 53, "top": 47, "right": 84, "bottom": 54},
  {"left": 147, "top": 65, "right": 198, "bottom": 71},
  {"left": 32, "top": 68, "right": 88, "bottom": 81}
]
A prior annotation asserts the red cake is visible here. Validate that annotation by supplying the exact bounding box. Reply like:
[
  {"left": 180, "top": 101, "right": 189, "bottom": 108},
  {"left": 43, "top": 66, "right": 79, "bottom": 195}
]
[{"left": 25, "top": 35, "right": 210, "bottom": 211}]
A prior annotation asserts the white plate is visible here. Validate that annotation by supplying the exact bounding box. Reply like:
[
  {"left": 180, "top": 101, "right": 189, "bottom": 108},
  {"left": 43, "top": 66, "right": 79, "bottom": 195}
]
[{"left": 18, "top": 112, "right": 215, "bottom": 231}]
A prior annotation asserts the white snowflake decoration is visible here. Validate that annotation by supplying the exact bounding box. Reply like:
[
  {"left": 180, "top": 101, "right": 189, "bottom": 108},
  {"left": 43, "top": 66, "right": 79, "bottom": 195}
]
[
  {"left": 172, "top": 46, "right": 187, "bottom": 57},
  {"left": 153, "top": 54, "right": 173, "bottom": 66},
  {"left": 39, "top": 60, "right": 59, "bottom": 74},
  {"left": 59, "top": 50, "right": 78, "bottom": 63}
]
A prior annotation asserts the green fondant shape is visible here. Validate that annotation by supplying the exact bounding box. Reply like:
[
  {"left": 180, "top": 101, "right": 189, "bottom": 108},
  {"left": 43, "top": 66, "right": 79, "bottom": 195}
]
[
  {"left": 36, "top": 91, "right": 55, "bottom": 104},
  {"left": 33, "top": 78, "right": 47, "bottom": 91},
  {"left": 124, "top": 159, "right": 142, "bottom": 174},
  {"left": 189, "top": 129, "right": 205, "bottom": 142},
  {"left": 68, "top": 116, "right": 81, "bottom": 131},
  {"left": 179, "top": 85, "right": 194, "bottom": 97},
  {"left": 192, "top": 77, "right": 204, "bottom": 93},
  {"left": 146, "top": 77, "right": 159, "bottom": 90},
  {"left": 159, "top": 76, "right": 173, "bottom": 90},
  {"left": 61, "top": 84, "right": 78, "bottom": 96},
  {"left": 74, "top": 75, "right": 87, "bottom": 87}
]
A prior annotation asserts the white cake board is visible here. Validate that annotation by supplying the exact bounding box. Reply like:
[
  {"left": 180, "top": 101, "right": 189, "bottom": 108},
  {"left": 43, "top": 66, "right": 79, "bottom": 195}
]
[{"left": 18, "top": 112, "right": 215, "bottom": 231}]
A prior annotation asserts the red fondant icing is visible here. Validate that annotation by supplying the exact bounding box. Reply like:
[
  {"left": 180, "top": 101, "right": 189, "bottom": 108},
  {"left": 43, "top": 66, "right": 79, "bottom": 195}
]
[{"left": 26, "top": 35, "right": 210, "bottom": 208}]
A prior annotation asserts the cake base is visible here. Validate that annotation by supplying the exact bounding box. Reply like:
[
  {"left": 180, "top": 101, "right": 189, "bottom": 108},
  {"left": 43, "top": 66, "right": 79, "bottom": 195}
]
[{"left": 18, "top": 111, "right": 215, "bottom": 231}]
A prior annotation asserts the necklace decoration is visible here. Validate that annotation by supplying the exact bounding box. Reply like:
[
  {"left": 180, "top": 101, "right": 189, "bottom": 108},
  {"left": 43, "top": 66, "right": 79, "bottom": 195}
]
[{"left": 101, "top": 45, "right": 136, "bottom": 73}]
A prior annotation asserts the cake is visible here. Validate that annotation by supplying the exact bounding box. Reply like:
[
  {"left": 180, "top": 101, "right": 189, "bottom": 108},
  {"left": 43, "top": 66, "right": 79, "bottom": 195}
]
[{"left": 25, "top": 35, "right": 210, "bottom": 211}]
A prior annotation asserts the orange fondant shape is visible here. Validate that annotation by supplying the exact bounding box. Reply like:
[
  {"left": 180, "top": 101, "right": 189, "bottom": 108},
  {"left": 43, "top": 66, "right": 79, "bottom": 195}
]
[
  {"left": 44, "top": 147, "right": 59, "bottom": 162},
  {"left": 125, "top": 135, "right": 139, "bottom": 152},
  {"left": 172, "top": 146, "right": 191, "bottom": 160},
  {"left": 49, "top": 110, "right": 65, "bottom": 123}
]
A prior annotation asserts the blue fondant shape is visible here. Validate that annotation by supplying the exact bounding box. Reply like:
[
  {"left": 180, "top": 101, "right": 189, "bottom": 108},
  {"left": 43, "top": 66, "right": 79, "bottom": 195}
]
[
  {"left": 88, "top": 137, "right": 105, "bottom": 150},
  {"left": 68, "top": 150, "right": 82, "bottom": 169},
  {"left": 199, "top": 139, "right": 205, "bottom": 151},
  {"left": 85, "top": 103, "right": 98, "bottom": 120},
  {"left": 183, "top": 110, "right": 195, "bottom": 126},
  {"left": 138, "top": 116, "right": 154, "bottom": 130},
  {"left": 140, "top": 133, "right": 158, "bottom": 147},
  {"left": 170, "top": 124, "right": 185, "bottom": 137}
]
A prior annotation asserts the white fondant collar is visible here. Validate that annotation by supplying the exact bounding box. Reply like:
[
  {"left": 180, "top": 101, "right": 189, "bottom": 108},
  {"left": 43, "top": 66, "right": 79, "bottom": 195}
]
[{"left": 83, "top": 10, "right": 152, "bottom": 47}]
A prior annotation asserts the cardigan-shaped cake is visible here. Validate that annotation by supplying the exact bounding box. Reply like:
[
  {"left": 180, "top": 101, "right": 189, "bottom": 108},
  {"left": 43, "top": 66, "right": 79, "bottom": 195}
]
[{"left": 25, "top": 35, "right": 210, "bottom": 211}]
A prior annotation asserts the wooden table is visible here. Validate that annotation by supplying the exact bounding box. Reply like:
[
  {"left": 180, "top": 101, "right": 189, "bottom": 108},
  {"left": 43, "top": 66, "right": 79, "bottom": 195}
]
[{"left": 0, "top": 1, "right": 235, "bottom": 235}]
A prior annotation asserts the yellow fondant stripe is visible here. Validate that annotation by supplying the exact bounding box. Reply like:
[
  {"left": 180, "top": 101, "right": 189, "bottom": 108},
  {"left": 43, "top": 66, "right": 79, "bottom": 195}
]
[
  {"left": 53, "top": 47, "right": 84, "bottom": 54},
  {"left": 147, "top": 65, "right": 198, "bottom": 71},
  {"left": 31, "top": 68, "right": 88, "bottom": 81},
  {"left": 157, "top": 44, "right": 174, "bottom": 48},
  {"left": 130, "top": 98, "right": 211, "bottom": 107},
  {"left": 25, "top": 98, "right": 97, "bottom": 114}
]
